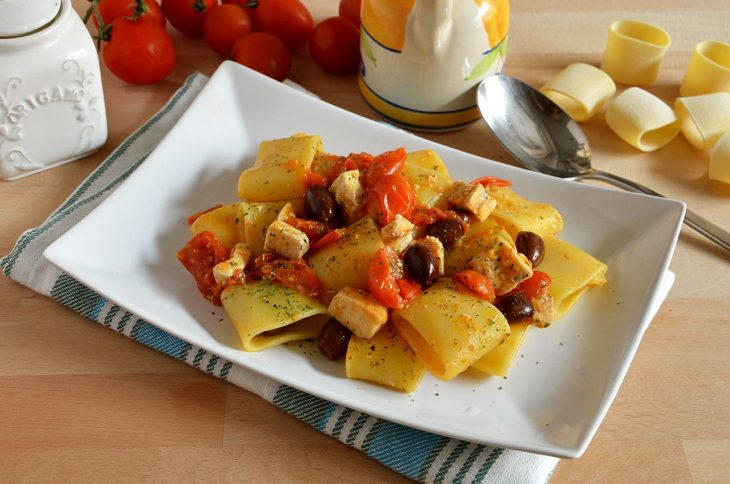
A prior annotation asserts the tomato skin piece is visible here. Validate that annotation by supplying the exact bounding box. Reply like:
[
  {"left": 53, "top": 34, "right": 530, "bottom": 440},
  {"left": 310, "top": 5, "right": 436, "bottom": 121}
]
[
  {"left": 94, "top": 0, "right": 166, "bottom": 29},
  {"left": 257, "top": 258, "right": 322, "bottom": 298},
  {"left": 368, "top": 247, "right": 404, "bottom": 309},
  {"left": 396, "top": 278, "right": 421, "bottom": 302},
  {"left": 103, "top": 18, "right": 176, "bottom": 85},
  {"left": 309, "top": 17, "right": 361, "bottom": 74},
  {"left": 203, "top": 4, "right": 253, "bottom": 57},
  {"left": 284, "top": 217, "right": 334, "bottom": 243},
  {"left": 161, "top": 0, "right": 216, "bottom": 37},
  {"left": 339, "top": 0, "right": 362, "bottom": 28},
  {"left": 367, "top": 173, "right": 416, "bottom": 225},
  {"left": 454, "top": 270, "right": 496, "bottom": 303},
  {"left": 511, "top": 271, "right": 552, "bottom": 300},
  {"left": 231, "top": 32, "right": 292, "bottom": 81},
  {"left": 177, "top": 231, "right": 230, "bottom": 305},
  {"left": 309, "top": 229, "right": 342, "bottom": 251},
  {"left": 255, "top": 0, "right": 314, "bottom": 50},
  {"left": 471, "top": 175, "right": 512, "bottom": 188}
]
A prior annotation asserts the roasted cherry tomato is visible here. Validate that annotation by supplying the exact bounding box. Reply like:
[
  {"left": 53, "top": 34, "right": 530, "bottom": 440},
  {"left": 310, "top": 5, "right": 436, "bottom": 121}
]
[
  {"left": 103, "top": 17, "right": 176, "bottom": 85},
  {"left": 93, "top": 0, "right": 166, "bottom": 29},
  {"left": 284, "top": 217, "right": 334, "bottom": 243},
  {"left": 396, "top": 278, "right": 421, "bottom": 302},
  {"left": 309, "top": 17, "right": 361, "bottom": 74},
  {"left": 368, "top": 247, "right": 403, "bottom": 309},
  {"left": 454, "top": 270, "right": 496, "bottom": 303},
  {"left": 309, "top": 229, "right": 342, "bottom": 251},
  {"left": 176, "top": 231, "right": 230, "bottom": 305},
  {"left": 255, "top": 0, "right": 314, "bottom": 50},
  {"left": 231, "top": 32, "right": 292, "bottom": 81},
  {"left": 338, "top": 0, "right": 362, "bottom": 28},
  {"left": 161, "top": 0, "right": 216, "bottom": 37},
  {"left": 367, "top": 173, "right": 416, "bottom": 225},
  {"left": 511, "top": 271, "right": 552, "bottom": 300},
  {"left": 203, "top": 4, "right": 253, "bottom": 57},
  {"left": 471, "top": 175, "right": 512, "bottom": 188},
  {"left": 258, "top": 258, "right": 322, "bottom": 298}
]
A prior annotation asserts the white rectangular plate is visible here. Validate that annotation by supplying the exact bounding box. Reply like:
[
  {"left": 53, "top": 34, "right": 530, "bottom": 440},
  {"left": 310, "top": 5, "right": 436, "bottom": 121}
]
[{"left": 44, "top": 62, "right": 684, "bottom": 458}]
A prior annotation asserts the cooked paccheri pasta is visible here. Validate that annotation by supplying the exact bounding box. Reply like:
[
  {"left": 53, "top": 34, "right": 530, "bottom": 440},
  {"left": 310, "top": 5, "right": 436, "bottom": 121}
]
[{"left": 177, "top": 134, "right": 608, "bottom": 392}]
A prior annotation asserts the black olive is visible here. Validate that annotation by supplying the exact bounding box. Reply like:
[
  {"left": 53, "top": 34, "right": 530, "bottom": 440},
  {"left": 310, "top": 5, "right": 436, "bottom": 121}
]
[
  {"left": 316, "top": 319, "right": 351, "bottom": 360},
  {"left": 403, "top": 244, "right": 438, "bottom": 287},
  {"left": 426, "top": 219, "right": 464, "bottom": 247},
  {"left": 515, "top": 231, "right": 545, "bottom": 267},
  {"left": 496, "top": 293, "right": 534, "bottom": 322},
  {"left": 304, "top": 185, "right": 337, "bottom": 222},
  {"left": 451, "top": 209, "right": 472, "bottom": 224}
]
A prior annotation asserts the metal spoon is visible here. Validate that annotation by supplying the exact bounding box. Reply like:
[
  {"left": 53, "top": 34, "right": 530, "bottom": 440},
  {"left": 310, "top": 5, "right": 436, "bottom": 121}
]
[{"left": 476, "top": 74, "right": 730, "bottom": 252}]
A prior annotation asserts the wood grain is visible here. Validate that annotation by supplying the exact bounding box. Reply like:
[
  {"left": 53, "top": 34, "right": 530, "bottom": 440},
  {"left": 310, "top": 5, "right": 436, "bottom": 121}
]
[{"left": 1, "top": 1, "right": 728, "bottom": 482}]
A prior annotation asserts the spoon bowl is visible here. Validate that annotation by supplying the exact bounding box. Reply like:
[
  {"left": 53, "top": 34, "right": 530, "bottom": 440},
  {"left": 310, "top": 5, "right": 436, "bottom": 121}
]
[{"left": 476, "top": 74, "right": 730, "bottom": 252}]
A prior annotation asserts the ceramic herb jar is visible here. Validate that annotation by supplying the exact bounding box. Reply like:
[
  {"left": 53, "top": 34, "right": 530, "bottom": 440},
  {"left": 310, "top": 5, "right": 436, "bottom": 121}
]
[
  {"left": 0, "top": 0, "right": 107, "bottom": 181},
  {"left": 359, "top": 0, "right": 509, "bottom": 132}
]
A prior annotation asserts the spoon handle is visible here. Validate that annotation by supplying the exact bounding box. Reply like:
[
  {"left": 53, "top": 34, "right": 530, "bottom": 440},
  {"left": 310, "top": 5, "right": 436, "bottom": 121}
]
[{"left": 585, "top": 170, "right": 730, "bottom": 252}]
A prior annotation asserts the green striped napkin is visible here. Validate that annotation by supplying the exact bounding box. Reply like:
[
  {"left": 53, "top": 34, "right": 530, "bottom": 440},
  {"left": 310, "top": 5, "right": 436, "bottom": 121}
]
[{"left": 1, "top": 72, "right": 559, "bottom": 483}]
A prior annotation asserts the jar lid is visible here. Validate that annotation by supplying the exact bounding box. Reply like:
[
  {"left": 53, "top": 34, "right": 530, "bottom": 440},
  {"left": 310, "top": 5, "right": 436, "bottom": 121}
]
[{"left": 0, "top": 0, "right": 62, "bottom": 37}]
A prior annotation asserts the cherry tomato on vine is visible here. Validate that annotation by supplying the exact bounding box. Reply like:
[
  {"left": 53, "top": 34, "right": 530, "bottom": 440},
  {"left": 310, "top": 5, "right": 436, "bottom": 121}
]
[
  {"left": 231, "top": 32, "right": 291, "bottom": 81},
  {"left": 255, "top": 0, "right": 314, "bottom": 50},
  {"left": 93, "top": 0, "right": 166, "bottom": 29},
  {"left": 221, "top": 0, "right": 259, "bottom": 26},
  {"left": 309, "top": 17, "right": 361, "bottom": 74},
  {"left": 338, "top": 0, "right": 362, "bottom": 28},
  {"left": 203, "top": 4, "right": 253, "bottom": 57},
  {"left": 161, "top": 0, "right": 216, "bottom": 37},
  {"left": 103, "top": 17, "right": 176, "bottom": 85}
]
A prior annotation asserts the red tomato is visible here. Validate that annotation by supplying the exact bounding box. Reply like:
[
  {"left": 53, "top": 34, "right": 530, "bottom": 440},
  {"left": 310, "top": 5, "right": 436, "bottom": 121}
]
[
  {"left": 309, "top": 229, "right": 342, "bottom": 251},
  {"left": 177, "top": 231, "right": 230, "bottom": 305},
  {"left": 512, "top": 271, "right": 552, "bottom": 300},
  {"left": 471, "top": 175, "right": 512, "bottom": 188},
  {"left": 255, "top": 0, "right": 314, "bottom": 50},
  {"left": 339, "top": 0, "right": 362, "bottom": 28},
  {"left": 231, "top": 32, "right": 292, "bottom": 81},
  {"left": 203, "top": 4, "right": 253, "bottom": 57},
  {"left": 368, "top": 247, "right": 403, "bottom": 309},
  {"left": 396, "top": 278, "right": 421, "bottom": 302},
  {"left": 259, "top": 258, "right": 322, "bottom": 298},
  {"left": 309, "top": 17, "right": 361, "bottom": 74},
  {"left": 103, "top": 17, "right": 176, "bottom": 85},
  {"left": 221, "top": 0, "right": 259, "bottom": 26},
  {"left": 93, "top": 0, "right": 166, "bottom": 28},
  {"left": 367, "top": 173, "right": 416, "bottom": 225},
  {"left": 161, "top": 0, "right": 216, "bottom": 37},
  {"left": 454, "top": 270, "right": 496, "bottom": 303},
  {"left": 362, "top": 147, "right": 406, "bottom": 187}
]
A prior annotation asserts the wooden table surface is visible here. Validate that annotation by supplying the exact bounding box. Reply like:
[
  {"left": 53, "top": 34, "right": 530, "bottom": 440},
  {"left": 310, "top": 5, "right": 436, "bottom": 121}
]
[{"left": 1, "top": 1, "right": 728, "bottom": 482}]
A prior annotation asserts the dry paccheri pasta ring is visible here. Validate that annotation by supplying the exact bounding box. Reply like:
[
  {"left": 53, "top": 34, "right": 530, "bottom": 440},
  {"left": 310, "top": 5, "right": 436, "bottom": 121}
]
[
  {"left": 680, "top": 40, "right": 730, "bottom": 97},
  {"left": 605, "top": 87, "right": 681, "bottom": 151},
  {"left": 709, "top": 131, "right": 730, "bottom": 184},
  {"left": 601, "top": 19, "right": 671, "bottom": 86},
  {"left": 675, "top": 92, "right": 730, "bottom": 150},
  {"left": 540, "top": 63, "right": 616, "bottom": 121}
]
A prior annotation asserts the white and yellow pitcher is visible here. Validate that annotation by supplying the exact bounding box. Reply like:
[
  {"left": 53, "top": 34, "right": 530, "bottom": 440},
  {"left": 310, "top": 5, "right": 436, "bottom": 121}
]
[{"left": 359, "top": 0, "right": 509, "bottom": 131}]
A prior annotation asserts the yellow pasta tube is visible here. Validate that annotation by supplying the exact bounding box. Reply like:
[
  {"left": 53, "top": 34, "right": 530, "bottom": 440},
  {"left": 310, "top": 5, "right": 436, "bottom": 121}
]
[
  {"left": 540, "top": 63, "right": 616, "bottom": 121},
  {"left": 709, "top": 131, "right": 730, "bottom": 184},
  {"left": 675, "top": 93, "right": 730, "bottom": 149},
  {"left": 605, "top": 87, "right": 681, "bottom": 151},
  {"left": 404, "top": 150, "right": 452, "bottom": 208},
  {"left": 600, "top": 19, "right": 671, "bottom": 86},
  {"left": 190, "top": 203, "right": 240, "bottom": 248},
  {"left": 221, "top": 281, "right": 329, "bottom": 351},
  {"left": 346, "top": 323, "right": 426, "bottom": 393},
  {"left": 539, "top": 236, "right": 607, "bottom": 319},
  {"left": 392, "top": 278, "right": 509, "bottom": 381},
  {"left": 487, "top": 186, "right": 563, "bottom": 239},
  {"left": 471, "top": 321, "right": 530, "bottom": 377},
  {"left": 679, "top": 40, "right": 730, "bottom": 97}
]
